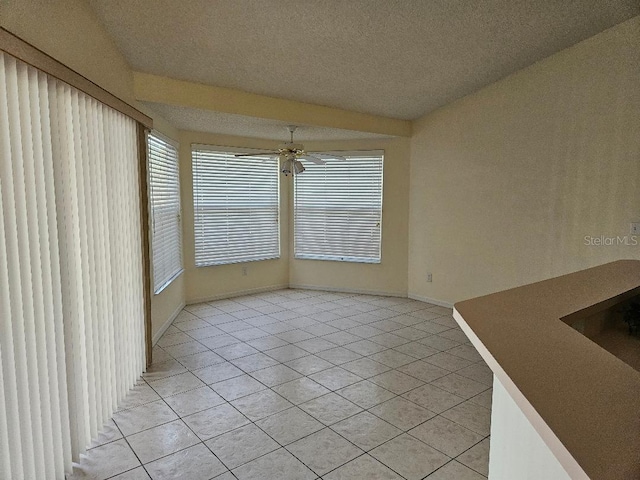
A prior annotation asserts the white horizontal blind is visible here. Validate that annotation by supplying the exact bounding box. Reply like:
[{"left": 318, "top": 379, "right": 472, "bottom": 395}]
[
  {"left": 192, "top": 146, "right": 280, "bottom": 266},
  {"left": 0, "top": 52, "right": 145, "bottom": 479},
  {"left": 148, "top": 132, "right": 182, "bottom": 292},
  {"left": 295, "top": 151, "right": 383, "bottom": 263}
]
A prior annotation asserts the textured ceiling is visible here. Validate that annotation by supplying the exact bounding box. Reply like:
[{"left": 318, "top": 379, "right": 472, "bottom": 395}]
[
  {"left": 144, "top": 102, "right": 391, "bottom": 140},
  {"left": 88, "top": 0, "right": 638, "bottom": 120}
]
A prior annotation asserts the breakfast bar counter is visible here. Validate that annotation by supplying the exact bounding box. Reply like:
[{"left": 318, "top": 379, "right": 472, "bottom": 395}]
[{"left": 453, "top": 260, "right": 640, "bottom": 479}]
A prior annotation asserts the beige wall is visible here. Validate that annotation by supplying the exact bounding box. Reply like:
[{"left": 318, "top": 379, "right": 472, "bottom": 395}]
[
  {"left": 1, "top": 0, "right": 187, "bottom": 339},
  {"left": 150, "top": 274, "right": 185, "bottom": 342},
  {"left": 408, "top": 16, "right": 640, "bottom": 305},
  {"left": 289, "top": 137, "right": 410, "bottom": 296},
  {"left": 179, "top": 132, "right": 290, "bottom": 304},
  {"left": 1, "top": 0, "right": 134, "bottom": 103}
]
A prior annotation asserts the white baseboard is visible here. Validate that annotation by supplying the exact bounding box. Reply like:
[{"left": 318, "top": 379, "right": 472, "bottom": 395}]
[
  {"left": 152, "top": 301, "right": 185, "bottom": 346},
  {"left": 187, "top": 283, "right": 408, "bottom": 305},
  {"left": 408, "top": 293, "right": 454, "bottom": 309},
  {"left": 289, "top": 283, "right": 407, "bottom": 298},
  {"left": 186, "top": 284, "right": 289, "bottom": 305}
]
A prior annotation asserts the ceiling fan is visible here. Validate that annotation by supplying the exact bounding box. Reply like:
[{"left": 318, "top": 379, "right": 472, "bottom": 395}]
[{"left": 234, "top": 125, "right": 344, "bottom": 176}]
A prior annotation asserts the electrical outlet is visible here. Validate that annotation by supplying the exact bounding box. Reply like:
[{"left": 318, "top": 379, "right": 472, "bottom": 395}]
[
  {"left": 631, "top": 223, "right": 640, "bottom": 235},
  {"left": 426, "top": 273, "right": 433, "bottom": 282},
  {"left": 242, "top": 266, "right": 248, "bottom": 276}
]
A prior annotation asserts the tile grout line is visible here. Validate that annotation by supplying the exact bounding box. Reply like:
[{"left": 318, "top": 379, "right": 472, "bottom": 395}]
[
  {"left": 138, "top": 367, "right": 482, "bottom": 477},
  {"left": 129, "top": 352, "right": 489, "bottom": 448},
  {"left": 134, "top": 341, "right": 490, "bottom": 453},
  {"left": 105, "top": 366, "right": 489, "bottom": 476}
]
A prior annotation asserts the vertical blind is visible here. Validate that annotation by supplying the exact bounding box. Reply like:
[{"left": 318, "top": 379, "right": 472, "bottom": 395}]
[
  {"left": 192, "top": 146, "right": 280, "bottom": 266},
  {"left": 294, "top": 151, "right": 384, "bottom": 263},
  {"left": 148, "top": 132, "right": 182, "bottom": 293},
  {"left": 0, "top": 52, "right": 145, "bottom": 479}
]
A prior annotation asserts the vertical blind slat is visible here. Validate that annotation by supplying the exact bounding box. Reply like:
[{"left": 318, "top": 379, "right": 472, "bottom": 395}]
[
  {"left": 24, "top": 64, "right": 53, "bottom": 479},
  {"left": 5, "top": 54, "right": 38, "bottom": 480},
  {"left": 40, "top": 72, "right": 70, "bottom": 477},
  {"left": 47, "top": 78, "right": 74, "bottom": 474},
  {"left": 0, "top": 54, "right": 25, "bottom": 480}
]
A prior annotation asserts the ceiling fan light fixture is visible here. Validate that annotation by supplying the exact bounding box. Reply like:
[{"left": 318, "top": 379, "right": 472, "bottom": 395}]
[
  {"left": 293, "top": 160, "right": 305, "bottom": 174},
  {"left": 281, "top": 159, "right": 292, "bottom": 176}
]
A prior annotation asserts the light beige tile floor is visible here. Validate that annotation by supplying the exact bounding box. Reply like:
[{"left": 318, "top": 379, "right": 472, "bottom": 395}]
[{"left": 67, "top": 289, "right": 492, "bottom": 480}]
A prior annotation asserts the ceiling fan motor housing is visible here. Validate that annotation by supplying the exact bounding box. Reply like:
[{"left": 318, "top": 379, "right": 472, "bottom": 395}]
[{"left": 279, "top": 142, "right": 305, "bottom": 153}]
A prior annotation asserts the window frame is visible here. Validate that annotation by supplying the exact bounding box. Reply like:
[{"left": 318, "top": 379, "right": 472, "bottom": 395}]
[
  {"left": 147, "top": 130, "right": 184, "bottom": 294},
  {"left": 191, "top": 144, "right": 281, "bottom": 267},
  {"left": 293, "top": 150, "right": 384, "bottom": 264}
]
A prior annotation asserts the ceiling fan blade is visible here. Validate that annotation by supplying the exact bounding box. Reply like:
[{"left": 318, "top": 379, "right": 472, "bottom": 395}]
[
  {"left": 299, "top": 155, "right": 326, "bottom": 165},
  {"left": 310, "top": 152, "right": 347, "bottom": 161},
  {"left": 234, "top": 152, "right": 277, "bottom": 158}
]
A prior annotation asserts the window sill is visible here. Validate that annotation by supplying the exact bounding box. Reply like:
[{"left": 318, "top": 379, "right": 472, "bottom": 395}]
[
  {"left": 294, "top": 255, "right": 381, "bottom": 264},
  {"left": 153, "top": 269, "right": 184, "bottom": 295}
]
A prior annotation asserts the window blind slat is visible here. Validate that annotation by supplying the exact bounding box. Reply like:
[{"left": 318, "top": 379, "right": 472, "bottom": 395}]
[
  {"left": 294, "top": 151, "right": 383, "bottom": 263},
  {"left": 148, "top": 132, "right": 182, "bottom": 293},
  {"left": 192, "top": 147, "right": 280, "bottom": 266}
]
